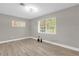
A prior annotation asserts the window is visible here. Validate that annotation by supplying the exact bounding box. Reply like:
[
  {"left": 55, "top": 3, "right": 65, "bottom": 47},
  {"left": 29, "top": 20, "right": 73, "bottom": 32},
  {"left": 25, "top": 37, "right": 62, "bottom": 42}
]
[
  {"left": 38, "top": 17, "right": 56, "bottom": 34},
  {"left": 12, "top": 20, "right": 26, "bottom": 27}
]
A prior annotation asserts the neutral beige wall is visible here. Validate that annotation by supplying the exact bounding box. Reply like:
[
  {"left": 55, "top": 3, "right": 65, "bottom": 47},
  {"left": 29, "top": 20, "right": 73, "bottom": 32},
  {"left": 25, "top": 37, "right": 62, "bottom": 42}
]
[
  {"left": 0, "top": 14, "right": 30, "bottom": 41},
  {"left": 30, "top": 5, "right": 79, "bottom": 48}
]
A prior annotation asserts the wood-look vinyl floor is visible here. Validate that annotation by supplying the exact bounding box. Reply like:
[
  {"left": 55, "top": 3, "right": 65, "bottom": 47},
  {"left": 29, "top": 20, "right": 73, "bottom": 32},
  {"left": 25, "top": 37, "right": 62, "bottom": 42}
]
[{"left": 0, "top": 39, "right": 79, "bottom": 56}]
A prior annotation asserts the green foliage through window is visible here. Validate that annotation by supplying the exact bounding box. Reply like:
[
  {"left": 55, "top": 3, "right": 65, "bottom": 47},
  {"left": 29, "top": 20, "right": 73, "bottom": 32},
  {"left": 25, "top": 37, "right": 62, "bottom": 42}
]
[{"left": 38, "top": 17, "right": 56, "bottom": 34}]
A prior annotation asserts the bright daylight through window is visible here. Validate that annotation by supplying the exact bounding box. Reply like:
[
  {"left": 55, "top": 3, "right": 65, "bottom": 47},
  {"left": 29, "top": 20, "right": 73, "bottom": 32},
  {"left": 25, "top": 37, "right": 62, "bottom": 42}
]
[
  {"left": 38, "top": 17, "right": 56, "bottom": 34},
  {"left": 12, "top": 20, "right": 26, "bottom": 28}
]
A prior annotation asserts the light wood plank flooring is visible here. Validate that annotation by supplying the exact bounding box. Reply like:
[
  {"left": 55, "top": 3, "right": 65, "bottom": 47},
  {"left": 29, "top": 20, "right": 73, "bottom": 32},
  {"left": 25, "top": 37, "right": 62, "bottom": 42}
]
[{"left": 0, "top": 39, "right": 79, "bottom": 56}]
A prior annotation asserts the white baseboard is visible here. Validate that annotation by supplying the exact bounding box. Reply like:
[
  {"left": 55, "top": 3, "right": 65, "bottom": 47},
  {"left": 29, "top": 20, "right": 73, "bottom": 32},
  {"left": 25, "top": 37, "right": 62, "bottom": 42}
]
[
  {"left": 0, "top": 37, "right": 31, "bottom": 44},
  {"left": 0, "top": 36, "right": 79, "bottom": 52},
  {"left": 31, "top": 37, "right": 79, "bottom": 52},
  {"left": 43, "top": 40, "right": 79, "bottom": 52}
]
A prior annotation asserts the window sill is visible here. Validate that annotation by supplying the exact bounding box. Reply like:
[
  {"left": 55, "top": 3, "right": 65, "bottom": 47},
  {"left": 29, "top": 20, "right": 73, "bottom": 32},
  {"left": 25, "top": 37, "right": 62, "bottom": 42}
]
[{"left": 38, "top": 32, "right": 56, "bottom": 35}]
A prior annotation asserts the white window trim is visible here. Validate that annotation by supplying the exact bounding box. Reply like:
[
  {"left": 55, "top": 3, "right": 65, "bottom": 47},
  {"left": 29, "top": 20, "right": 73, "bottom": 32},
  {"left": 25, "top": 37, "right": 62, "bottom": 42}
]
[
  {"left": 38, "top": 18, "right": 56, "bottom": 34},
  {"left": 38, "top": 32, "right": 56, "bottom": 34}
]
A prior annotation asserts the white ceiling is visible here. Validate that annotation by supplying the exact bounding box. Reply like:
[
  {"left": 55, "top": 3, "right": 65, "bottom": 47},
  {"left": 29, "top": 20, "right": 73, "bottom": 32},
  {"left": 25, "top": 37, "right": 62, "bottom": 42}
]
[{"left": 0, "top": 3, "right": 78, "bottom": 19}]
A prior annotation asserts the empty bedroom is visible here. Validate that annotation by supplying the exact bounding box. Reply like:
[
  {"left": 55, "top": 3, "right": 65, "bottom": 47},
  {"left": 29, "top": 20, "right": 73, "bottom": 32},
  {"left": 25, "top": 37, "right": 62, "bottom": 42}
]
[{"left": 0, "top": 3, "right": 79, "bottom": 56}]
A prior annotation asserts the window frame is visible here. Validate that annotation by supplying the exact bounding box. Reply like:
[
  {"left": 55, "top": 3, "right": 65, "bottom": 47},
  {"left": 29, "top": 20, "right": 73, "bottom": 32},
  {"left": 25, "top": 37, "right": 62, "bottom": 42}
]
[
  {"left": 38, "top": 17, "right": 56, "bottom": 34},
  {"left": 12, "top": 20, "right": 26, "bottom": 28}
]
